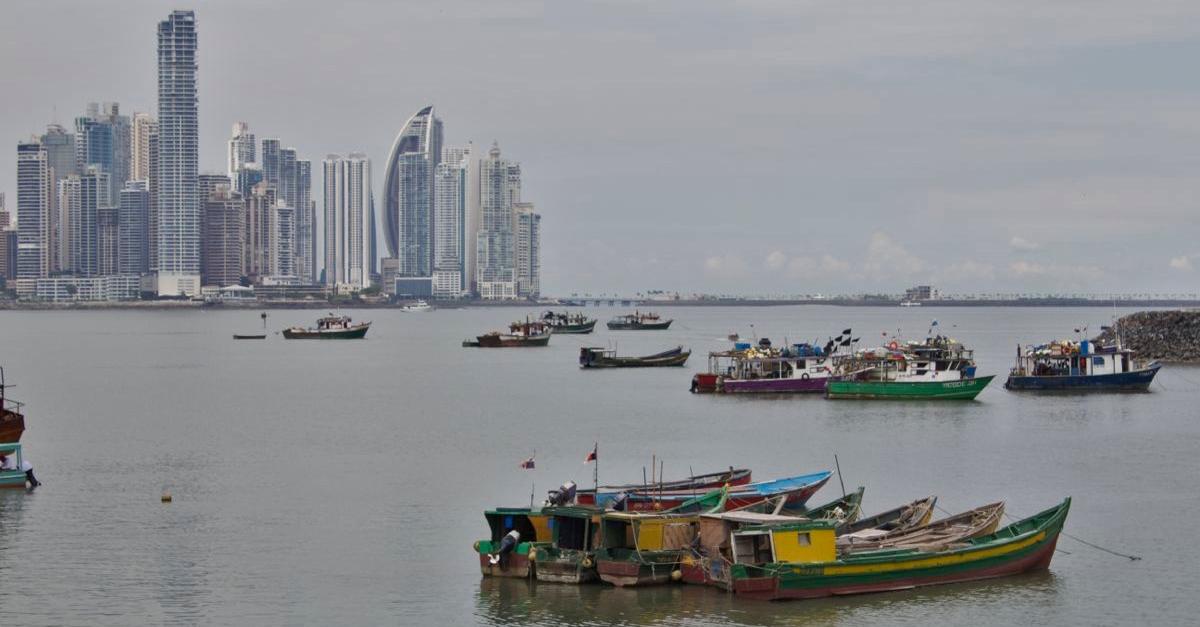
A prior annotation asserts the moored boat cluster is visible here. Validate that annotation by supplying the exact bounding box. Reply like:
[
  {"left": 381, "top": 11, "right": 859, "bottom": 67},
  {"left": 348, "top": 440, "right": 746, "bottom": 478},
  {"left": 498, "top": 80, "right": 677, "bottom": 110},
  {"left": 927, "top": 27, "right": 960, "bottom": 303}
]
[{"left": 475, "top": 466, "right": 1071, "bottom": 601}]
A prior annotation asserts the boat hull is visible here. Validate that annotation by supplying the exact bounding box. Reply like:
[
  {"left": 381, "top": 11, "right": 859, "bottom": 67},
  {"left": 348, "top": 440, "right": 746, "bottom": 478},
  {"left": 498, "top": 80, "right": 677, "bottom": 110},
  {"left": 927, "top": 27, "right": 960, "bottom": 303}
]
[
  {"left": 531, "top": 548, "right": 598, "bottom": 584},
  {"left": 580, "top": 347, "right": 690, "bottom": 368},
  {"left": 731, "top": 499, "right": 1069, "bottom": 601},
  {"left": 233, "top": 334, "right": 267, "bottom": 340},
  {"left": 606, "top": 320, "right": 673, "bottom": 330},
  {"left": 550, "top": 320, "right": 597, "bottom": 334},
  {"left": 476, "top": 540, "right": 542, "bottom": 578},
  {"left": 596, "top": 550, "right": 682, "bottom": 587},
  {"left": 0, "top": 410, "right": 24, "bottom": 444},
  {"left": 826, "top": 375, "right": 994, "bottom": 400},
  {"left": 719, "top": 376, "right": 830, "bottom": 394},
  {"left": 622, "top": 472, "right": 831, "bottom": 512},
  {"left": 578, "top": 468, "right": 753, "bottom": 506},
  {"left": 281, "top": 323, "right": 370, "bottom": 339},
  {"left": 1005, "top": 364, "right": 1160, "bottom": 391},
  {"left": 475, "top": 334, "right": 551, "bottom": 347}
]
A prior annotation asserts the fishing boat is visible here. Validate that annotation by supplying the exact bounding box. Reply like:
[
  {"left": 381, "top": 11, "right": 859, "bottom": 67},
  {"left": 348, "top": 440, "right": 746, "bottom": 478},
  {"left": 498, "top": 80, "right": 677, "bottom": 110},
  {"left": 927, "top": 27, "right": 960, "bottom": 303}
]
[
  {"left": 531, "top": 504, "right": 607, "bottom": 584},
  {"left": 690, "top": 338, "right": 868, "bottom": 394},
  {"left": 726, "top": 498, "right": 1071, "bottom": 601},
  {"left": 579, "top": 346, "right": 691, "bottom": 368},
  {"left": 826, "top": 375, "right": 995, "bottom": 400},
  {"left": 0, "top": 370, "right": 25, "bottom": 445},
  {"left": 679, "top": 488, "right": 867, "bottom": 588},
  {"left": 827, "top": 338, "right": 993, "bottom": 399},
  {"left": 618, "top": 471, "right": 833, "bottom": 512},
  {"left": 474, "top": 320, "right": 552, "bottom": 348},
  {"left": 577, "top": 467, "right": 753, "bottom": 507},
  {"left": 837, "top": 501, "right": 1005, "bottom": 553},
  {"left": 281, "top": 313, "right": 370, "bottom": 339},
  {"left": 594, "top": 509, "right": 703, "bottom": 586},
  {"left": 400, "top": 299, "right": 432, "bottom": 312},
  {"left": 474, "top": 507, "right": 552, "bottom": 578},
  {"left": 606, "top": 312, "right": 673, "bottom": 330},
  {"left": 233, "top": 333, "right": 267, "bottom": 340},
  {"left": 1004, "top": 338, "right": 1162, "bottom": 391},
  {"left": 0, "top": 442, "right": 32, "bottom": 490},
  {"left": 838, "top": 496, "right": 938, "bottom": 536},
  {"left": 541, "top": 311, "right": 597, "bottom": 334}
]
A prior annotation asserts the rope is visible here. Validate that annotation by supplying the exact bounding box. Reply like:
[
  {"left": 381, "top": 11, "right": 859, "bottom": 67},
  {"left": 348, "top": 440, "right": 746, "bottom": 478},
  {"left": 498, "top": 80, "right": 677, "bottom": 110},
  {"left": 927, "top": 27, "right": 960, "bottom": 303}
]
[
  {"left": 1162, "top": 367, "right": 1200, "bottom": 389},
  {"left": 1000, "top": 508, "right": 1142, "bottom": 561}
]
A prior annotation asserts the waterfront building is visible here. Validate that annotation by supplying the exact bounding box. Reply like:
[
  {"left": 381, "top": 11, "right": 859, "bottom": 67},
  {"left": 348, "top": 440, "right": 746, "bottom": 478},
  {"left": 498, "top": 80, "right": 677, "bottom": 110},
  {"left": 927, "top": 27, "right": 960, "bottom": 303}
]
[
  {"left": 227, "top": 122, "right": 255, "bottom": 179},
  {"left": 16, "top": 140, "right": 51, "bottom": 279},
  {"left": 117, "top": 181, "right": 151, "bottom": 275},
  {"left": 382, "top": 106, "right": 443, "bottom": 279},
  {"left": 322, "top": 153, "right": 374, "bottom": 290},
  {"left": 904, "top": 285, "right": 941, "bottom": 301},
  {"left": 131, "top": 112, "right": 157, "bottom": 182},
  {"left": 515, "top": 202, "right": 541, "bottom": 298},
  {"left": 56, "top": 176, "right": 80, "bottom": 272},
  {"left": 296, "top": 159, "right": 315, "bottom": 284},
  {"left": 432, "top": 146, "right": 470, "bottom": 299},
  {"left": 156, "top": 10, "right": 200, "bottom": 297},
  {"left": 268, "top": 201, "right": 295, "bottom": 280},
  {"left": 40, "top": 124, "right": 76, "bottom": 273},
  {"left": 34, "top": 275, "right": 140, "bottom": 302},
  {"left": 75, "top": 102, "right": 131, "bottom": 206},
  {"left": 202, "top": 186, "right": 245, "bottom": 287},
  {"left": 475, "top": 142, "right": 521, "bottom": 299}
]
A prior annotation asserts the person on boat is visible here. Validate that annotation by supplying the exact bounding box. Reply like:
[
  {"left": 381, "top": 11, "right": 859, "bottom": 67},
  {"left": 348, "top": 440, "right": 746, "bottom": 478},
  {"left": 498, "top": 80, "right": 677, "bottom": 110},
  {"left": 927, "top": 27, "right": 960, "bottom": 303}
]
[{"left": 0, "top": 452, "right": 40, "bottom": 488}]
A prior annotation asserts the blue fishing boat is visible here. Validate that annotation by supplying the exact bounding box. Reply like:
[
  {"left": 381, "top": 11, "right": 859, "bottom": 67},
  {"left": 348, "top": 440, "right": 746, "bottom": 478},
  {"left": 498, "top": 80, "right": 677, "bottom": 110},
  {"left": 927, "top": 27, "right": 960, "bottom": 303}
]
[{"left": 1004, "top": 338, "right": 1161, "bottom": 391}]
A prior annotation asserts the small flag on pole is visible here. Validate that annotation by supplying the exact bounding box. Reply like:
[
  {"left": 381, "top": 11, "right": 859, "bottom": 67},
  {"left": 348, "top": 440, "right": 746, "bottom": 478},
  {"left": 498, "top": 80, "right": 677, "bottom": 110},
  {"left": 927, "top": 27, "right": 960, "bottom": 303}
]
[
  {"left": 931, "top": 320, "right": 938, "bottom": 327},
  {"left": 519, "top": 456, "right": 535, "bottom": 469},
  {"left": 841, "top": 328, "right": 852, "bottom": 335},
  {"left": 585, "top": 444, "right": 597, "bottom": 464}
]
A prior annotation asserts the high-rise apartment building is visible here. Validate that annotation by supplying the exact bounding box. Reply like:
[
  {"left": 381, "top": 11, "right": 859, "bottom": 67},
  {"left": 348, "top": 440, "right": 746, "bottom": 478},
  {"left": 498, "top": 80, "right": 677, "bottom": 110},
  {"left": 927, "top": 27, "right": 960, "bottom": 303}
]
[
  {"left": 231, "top": 164, "right": 263, "bottom": 198},
  {"left": 323, "top": 153, "right": 374, "bottom": 289},
  {"left": 515, "top": 202, "right": 541, "bottom": 298},
  {"left": 97, "top": 205, "right": 120, "bottom": 276},
  {"left": 57, "top": 176, "right": 80, "bottom": 272},
  {"left": 202, "top": 186, "right": 245, "bottom": 287},
  {"left": 476, "top": 142, "right": 521, "bottom": 299},
  {"left": 227, "top": 122, "right": 255, "bottom": 179},
  {"left": 131, "top": 112, "right": 157, "bottom": 182},
  {"left": 260, "top": 139, "right": 280, "bottom": 191},
  {"left": 16, "top": 140, "right": 51, "bottom": 279},
  {"left": 118, "top": 181, "right": 151, "bottom": 275},
  {"left": 41, "top": 124, "right": 76, "bottom": 273},
  {"left": 244, "top": 183, "right": 275, "bottom": 281},
  {"left": 295, "top": 159, "right": 314, "bottom": 283},
  {"left": 432, "top": 146, "right": 470, "bottom": 299},
  {"left": 72, "top": 165, "right": 111, "bottom": 277},
  {"left": 156, "top": 10, "right": 200, "bottom": 296},
  {"left": 383, "top": 106, "right": 443, "bottom": 278}
]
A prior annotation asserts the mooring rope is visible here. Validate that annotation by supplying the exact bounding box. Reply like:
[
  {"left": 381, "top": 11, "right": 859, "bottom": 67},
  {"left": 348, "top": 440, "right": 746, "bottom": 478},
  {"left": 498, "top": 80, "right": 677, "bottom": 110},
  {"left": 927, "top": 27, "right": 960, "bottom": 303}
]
[
  {"left": 998, "top": 507, "right": 1142, "bottom": 561},
  {"left": 1161, "top": 367, "right": 1200, "bottom": 389}
]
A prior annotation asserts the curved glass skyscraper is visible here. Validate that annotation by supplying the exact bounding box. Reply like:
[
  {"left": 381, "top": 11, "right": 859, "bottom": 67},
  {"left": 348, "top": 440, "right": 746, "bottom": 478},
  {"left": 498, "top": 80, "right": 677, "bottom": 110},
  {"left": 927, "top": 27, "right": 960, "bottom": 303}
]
[{"left": 382, "top": 106, "right": 442, "bottom": 277}]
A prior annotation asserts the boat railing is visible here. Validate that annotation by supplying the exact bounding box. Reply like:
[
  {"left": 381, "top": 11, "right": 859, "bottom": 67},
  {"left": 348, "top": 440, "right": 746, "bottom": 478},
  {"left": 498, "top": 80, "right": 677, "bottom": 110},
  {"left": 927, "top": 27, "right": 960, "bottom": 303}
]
[{"left": 0, "top": 396, "right": 22, "bottom": 416}]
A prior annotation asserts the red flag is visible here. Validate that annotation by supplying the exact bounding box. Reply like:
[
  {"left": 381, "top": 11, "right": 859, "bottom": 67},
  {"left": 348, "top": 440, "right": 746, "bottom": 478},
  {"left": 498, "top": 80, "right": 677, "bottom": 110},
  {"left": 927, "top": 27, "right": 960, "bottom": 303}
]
[
  {"left": 519, "top": 457, "right": 535, "bottom": 469},
  {"left": 584, "top": 444, "right": 597, "bottom": 464}
]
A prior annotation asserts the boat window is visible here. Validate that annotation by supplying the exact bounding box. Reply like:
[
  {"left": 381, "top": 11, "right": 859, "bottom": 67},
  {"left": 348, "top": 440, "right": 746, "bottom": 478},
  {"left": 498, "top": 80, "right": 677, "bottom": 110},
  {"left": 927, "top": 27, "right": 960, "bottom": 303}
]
[
  {"left": 555, "top": 515, "right": 592, "bottom": 550},
  {"left": 795, "top": 532, "right": 811, "bottom": 547},
  {"left": 1093, "top": 357, "right": 1105, "bottom": 367}
]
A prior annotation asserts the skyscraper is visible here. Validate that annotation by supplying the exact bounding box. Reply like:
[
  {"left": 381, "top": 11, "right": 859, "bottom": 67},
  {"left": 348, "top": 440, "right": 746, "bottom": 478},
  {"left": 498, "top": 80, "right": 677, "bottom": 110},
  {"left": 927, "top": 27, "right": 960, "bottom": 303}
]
[
  {"left": 75, "top": 102, "right": 131, "bottom": 206},
  {"left": 16, "top": 140, "right": 51, "bottom": 279},
  {"left": 131, "top": 112, "right": 157, "bottom": 182},
  {"left": 227, "top": 122, "right": 255, "bottom": 179},
  {"left": 432, "top": 146, "right": 470, "bottom": 298},
  {"left": 323, "top": 153, "right": 374, "bottom": 289},
  {"left": 40, "top": 124, "right": 76, "bottom": 273},
  {"left": 156, "top": 10, "right": 200, "bottom": 296},
  {"left": 118, "top": 180, "right": 151, "bottom": 275},
  {"left": 72, "top": 165, "right": 111, "bottom": 276},
  {"left": 515, "top": 202, "right": 541, "bottom": 298},
  {"left": 383, "top": 106, "right": 442, "bottom": 278},
  {"left": 202, "top": 186, "right": 244, "bottom": 287},
  {"left": 476, "top": 142, "right": 521, "bottom": 299}
]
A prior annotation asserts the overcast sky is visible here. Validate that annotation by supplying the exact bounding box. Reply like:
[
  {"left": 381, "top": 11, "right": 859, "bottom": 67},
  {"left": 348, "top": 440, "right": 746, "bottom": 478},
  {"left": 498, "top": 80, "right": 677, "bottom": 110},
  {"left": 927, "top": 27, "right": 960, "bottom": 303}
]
[{"left": 2, "top": 0, "right": 1198, "bottom": 296}]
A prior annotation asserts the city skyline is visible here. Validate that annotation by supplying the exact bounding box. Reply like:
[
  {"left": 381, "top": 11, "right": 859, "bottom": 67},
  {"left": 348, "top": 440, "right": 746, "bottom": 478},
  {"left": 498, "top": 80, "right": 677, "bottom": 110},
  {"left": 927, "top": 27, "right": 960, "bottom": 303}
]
[{"left": 3, "top": 2, "right": 1200, "bottom": 296}]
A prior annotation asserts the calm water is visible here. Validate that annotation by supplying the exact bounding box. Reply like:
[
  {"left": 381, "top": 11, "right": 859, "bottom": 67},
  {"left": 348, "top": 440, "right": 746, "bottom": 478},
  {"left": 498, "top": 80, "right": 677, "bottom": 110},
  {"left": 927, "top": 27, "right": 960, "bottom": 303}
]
[{"left": 0, "top": 305, "right": 1197, "bottom": 627}]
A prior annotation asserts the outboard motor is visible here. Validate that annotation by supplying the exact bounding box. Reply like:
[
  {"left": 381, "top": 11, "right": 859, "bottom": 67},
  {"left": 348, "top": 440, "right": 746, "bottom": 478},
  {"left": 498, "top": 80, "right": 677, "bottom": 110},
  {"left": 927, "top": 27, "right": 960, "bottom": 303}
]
[
  {"left": 546, "top": 481, "right": 577, "bottom": 506},
  {"left": 610, "top": 491, "right": 629, "bottom": 512},
  {"left": 489, "top": 529, "right": 521, "bottom": 565}
]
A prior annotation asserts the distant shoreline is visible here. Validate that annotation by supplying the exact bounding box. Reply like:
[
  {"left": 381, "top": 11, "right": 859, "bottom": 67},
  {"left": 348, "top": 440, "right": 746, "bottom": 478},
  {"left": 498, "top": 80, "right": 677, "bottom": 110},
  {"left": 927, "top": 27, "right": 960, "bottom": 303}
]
[{"left": 0, "top": 298, "right": 1196, "bottom": 311}]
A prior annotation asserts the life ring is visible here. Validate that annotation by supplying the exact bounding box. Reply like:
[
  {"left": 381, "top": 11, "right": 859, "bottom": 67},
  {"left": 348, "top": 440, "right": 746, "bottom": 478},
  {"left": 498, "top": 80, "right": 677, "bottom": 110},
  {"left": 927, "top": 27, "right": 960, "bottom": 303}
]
[
  {"left": 473, "top": 541, "right": 482, "bottom": 552},
  {"left": 888, "top": 341, "right": 899, "bottom": 350},
  {"left": 582, "top": 557, "right": 594, "bottom": 568},
  {"left": 800, "top": 373, "right": 810, "bottom": 380}
]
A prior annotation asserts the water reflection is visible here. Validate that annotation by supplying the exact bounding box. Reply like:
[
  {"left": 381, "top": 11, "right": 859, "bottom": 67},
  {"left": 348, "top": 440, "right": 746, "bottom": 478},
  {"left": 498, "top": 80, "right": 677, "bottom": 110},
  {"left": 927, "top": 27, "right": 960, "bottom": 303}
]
[{"left": 475, "top": 572, "right": 1062, "bottom": 627}]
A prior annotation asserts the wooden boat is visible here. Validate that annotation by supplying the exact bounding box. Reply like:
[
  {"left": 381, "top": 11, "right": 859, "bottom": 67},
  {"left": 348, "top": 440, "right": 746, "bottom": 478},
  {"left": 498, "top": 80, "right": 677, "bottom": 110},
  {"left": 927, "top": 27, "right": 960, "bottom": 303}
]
[
  {"left": 594, "top": 510, "right": 702, "bottom": 586},
  {"left": 691, "top": 339, "right": 869, "bottom": 394},
  {"left": 606, "top": 311, "right": 673, "bottom": 330},
  {"left": 579, "top": 345, "right": 691, "bottom": 368},
  {"left": 474, "top": 507, "right": 552, "bottom": 578},
  {"left": 619, "top": 471, "right": 833, "bottom": 512},
  {"left": 837, "top": 501, "right": 1005, "bottom": 554},
  {"left": 531, "top": 505, "right": 607, "bottom": 584},
  {"left": 1004, "top": 338, "right": 1162, "bottom": 391},
  {"left": 827, "top": 375, "right": 995, "bottom": 400},
  {"left": 233, "top": 333, "right": 267, "bottom": 340},
  {"left": 839, "top": 496, "right": 937, "bottom": 536},
  {"left": 541, "top": 311, "right": 597, "bottom": 334},
  {"left": 0, "top": 371, "right": 25, "bottom": 445},
  {"left": 679, "top": 488, "right": 866, "bottom": 588},
  {"left": 282, "top": 314, "right": 370, "bottom": 339},
  {"left": 727, "top": 498, "right": 1070, "bottom": 601},
  {"left": 577, "top": 467, "right": 752, "bottom": 506},
  {"left": 474, "top": 320, "right": 552, "bottom": 348}
]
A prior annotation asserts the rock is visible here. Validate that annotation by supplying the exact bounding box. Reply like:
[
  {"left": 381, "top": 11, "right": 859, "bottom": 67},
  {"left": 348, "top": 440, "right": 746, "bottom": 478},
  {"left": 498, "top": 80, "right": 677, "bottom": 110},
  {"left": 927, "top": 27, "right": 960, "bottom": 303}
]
[{"left": 1091, "top": 310, "right": 1200, "bottom": 363}]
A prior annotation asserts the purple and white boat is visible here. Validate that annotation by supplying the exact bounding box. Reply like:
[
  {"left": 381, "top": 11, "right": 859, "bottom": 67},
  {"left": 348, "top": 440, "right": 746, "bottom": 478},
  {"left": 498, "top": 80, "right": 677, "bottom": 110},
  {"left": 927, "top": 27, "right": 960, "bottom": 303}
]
[{"left": 691, "top": 338, "right": 867, "bottom": 394}]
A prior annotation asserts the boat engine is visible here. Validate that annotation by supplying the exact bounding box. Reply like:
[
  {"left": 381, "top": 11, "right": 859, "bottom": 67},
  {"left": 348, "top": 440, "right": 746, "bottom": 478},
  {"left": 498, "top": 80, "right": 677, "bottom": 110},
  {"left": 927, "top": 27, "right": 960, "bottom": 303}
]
[
  {"left": 489, "top": 529, "right": 521, "bottom": 565},
  {"left": 546, "top": 481, "right": 577, "bottom": 506},
  {"left": 610, "top": 491, "right": 629, "bottom": 512}
]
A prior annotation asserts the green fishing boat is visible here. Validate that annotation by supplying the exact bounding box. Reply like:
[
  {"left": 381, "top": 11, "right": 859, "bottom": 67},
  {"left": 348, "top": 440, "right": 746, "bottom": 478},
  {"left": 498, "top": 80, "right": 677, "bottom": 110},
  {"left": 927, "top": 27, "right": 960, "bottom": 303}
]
[
  {"left": 531, "top": 505, "right": 605, "bottom": 584},
  {"left": 826, "top": 375, "right": 995, "bottom": 400},
  {"left": 594, "top": 510, "right": 702, "bottom": 587},
  {"left": 473, "top": 507, "right": 552, "bottom": 578}
]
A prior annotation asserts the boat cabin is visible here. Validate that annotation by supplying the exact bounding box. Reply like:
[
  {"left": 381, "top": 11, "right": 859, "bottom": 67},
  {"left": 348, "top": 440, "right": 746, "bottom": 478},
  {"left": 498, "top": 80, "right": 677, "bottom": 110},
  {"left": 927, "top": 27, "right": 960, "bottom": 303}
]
[
  {"left": 482, "top": 507, "right": 551, "bottom": 548},
  {"left": 1013, "top": 340, "right": 1139, "bottom": 377},
  {"left": 0, "top": 442, "right": 29, "bottom": 490},
  {"left": 316, "top": 315, "right": 355, "bottom": 330},
  {"left": 544, "top": 505, "right": 604, "bottom": 551},
  {"left": 728, "top": 519, "right": 839, "bottom": 566},
  {"left": 598, "top": 512, "right": 700, "bottom": 553}
]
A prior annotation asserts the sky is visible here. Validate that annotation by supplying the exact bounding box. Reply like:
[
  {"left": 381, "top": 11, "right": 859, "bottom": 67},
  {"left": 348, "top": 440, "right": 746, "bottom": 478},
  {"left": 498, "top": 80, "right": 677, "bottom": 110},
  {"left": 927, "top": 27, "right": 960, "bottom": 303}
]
[{"left": 2, "top": 0, "right": 1199, "bottom": 297}]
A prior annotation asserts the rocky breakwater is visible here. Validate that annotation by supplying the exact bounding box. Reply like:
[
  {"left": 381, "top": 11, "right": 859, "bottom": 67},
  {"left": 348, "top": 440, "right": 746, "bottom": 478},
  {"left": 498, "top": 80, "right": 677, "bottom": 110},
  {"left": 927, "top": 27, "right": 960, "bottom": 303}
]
[{"left": 1092, "top": 310, "right": 1200, "bottom": 363}]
